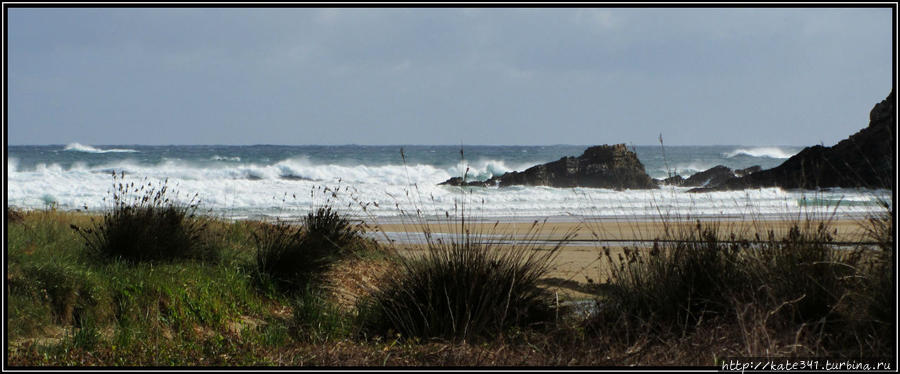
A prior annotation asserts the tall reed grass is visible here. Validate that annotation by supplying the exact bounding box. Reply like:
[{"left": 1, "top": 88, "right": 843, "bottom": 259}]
[
  {"left": 71, "top": 172, "right": 216, "bottom": 263},
  {"left": 356, "top": 149, "right": 578, "bottom": 341},
  {"left": 252, "top": 185, "right": 371, "bottom": 294},
  {"left": 585, "top": 201, "right": 894, "bottom": 357},
  {"left": 358, "top": 218, "right": 574, "bottom": 341}
]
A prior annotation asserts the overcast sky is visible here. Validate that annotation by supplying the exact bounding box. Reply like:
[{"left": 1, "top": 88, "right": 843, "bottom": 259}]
[{"left": 6, "top": 7, "right": 894, "bottom": 146}]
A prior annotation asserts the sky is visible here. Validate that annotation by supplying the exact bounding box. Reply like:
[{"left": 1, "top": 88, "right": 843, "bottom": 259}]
[{"left": 5, "top": 7, "right": 894, "bottom": 146}]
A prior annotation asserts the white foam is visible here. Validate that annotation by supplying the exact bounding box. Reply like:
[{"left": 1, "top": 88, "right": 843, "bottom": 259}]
[
  {"left": 211, "top": 155, "right": 241, "bottom": 162},
  {"left": 446, "top": 159, "right": 536, "bottom": 182},
  {"left": 63, "top": 142, "right": 138, "bottom": 153},
  {"left": 655, "top": 162, "right": 718, "bottom": 179},
  {"left": 6, "top": 158, "right": 889, "bottom": 220},
  {"left": 724, "top": 147, "right": 796, "bottom": 159}
]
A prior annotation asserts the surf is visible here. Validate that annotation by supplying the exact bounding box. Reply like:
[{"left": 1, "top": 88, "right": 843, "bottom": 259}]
[
  {"left": 63, "top": 142, "right": 138, "bottom": 153},
  {"left": 723, "top": 147, "right": 797, "bottom": 159}
]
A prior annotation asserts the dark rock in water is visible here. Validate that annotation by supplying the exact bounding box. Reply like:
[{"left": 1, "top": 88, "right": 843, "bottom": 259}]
[
  {"left": 681, "top": 165, "right": 734, "bottom": 188},
  {"left": 439, "top": 176, "right": 468, "bottom": 186},
  {"left": 660, "top": 175, "right": 685, "bottom": 186},
  {"left": 735, "top": 165, "right": 762, "bottom": 177},
  {"left": 658, "top": 165, "right": 762, "bottom": 187},
  {"left": 439, "top": 144, "right": 658, "bottom": 190},
  {"left": 702, "top": 90, "right": 896, "bottom": 191}
]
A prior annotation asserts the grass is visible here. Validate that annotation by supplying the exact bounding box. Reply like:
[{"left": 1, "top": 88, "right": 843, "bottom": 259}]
[
  {"left": 354, "top": 156, "right": 579, "bottom": 342},
  {"left": 585, "top": 209, "right": 895, "bottom": 358},
  {"left": 5, "top": 182, "right": 894, "bottom": 366},
  {"left": 252, "top": 186, "right": 374, "bottom": 294},
  {"left": 71, "top": 172, "right": 217, "bottom": 263},
  {"left": 7, "top": 209, "right": 297, "bottom": 365},
  {"left": 357, "top": 219, "right": 575, "bottom": 341}
]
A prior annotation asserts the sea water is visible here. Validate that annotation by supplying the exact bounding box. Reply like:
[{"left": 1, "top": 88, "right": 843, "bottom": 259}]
[{"left": 6, "top": 143, "right": 890, "bottom": 221}]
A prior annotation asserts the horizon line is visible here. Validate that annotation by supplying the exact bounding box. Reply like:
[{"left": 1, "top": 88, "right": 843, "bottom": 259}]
[{"left": 6, "top": 143, "right": 813, "bottom": 148}]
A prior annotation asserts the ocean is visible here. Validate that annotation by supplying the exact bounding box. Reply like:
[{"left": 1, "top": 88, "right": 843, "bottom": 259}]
[{"left": 6, "top": 143, "right": 890, "bottom": 222}]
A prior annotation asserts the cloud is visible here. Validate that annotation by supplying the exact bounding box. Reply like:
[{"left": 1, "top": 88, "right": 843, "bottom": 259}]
[
  {"left": 573, "top": 9, "right": 619, "bottom": 30},
  {"left": 6, "top": 8, "right": 893, "bottom": 146}
]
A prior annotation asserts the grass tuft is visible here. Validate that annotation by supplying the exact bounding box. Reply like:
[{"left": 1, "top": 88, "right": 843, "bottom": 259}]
[
  {"left": 253, "top": 187, "right": 368, "bottom": 293},
  {"left": 71, "top": 172, "right": 216, "bottom": 263},
  {"left": 587, "top": 208, "right": 894, "bottom": 357},
  {"left": 358, "top": 218, "right": 575, "bottom": 341}
]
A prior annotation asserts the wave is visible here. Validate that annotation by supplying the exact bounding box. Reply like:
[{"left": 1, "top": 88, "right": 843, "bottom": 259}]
[
  {"left": 724, "top": 147, "right": 796, "bottom": 159},
  {"left": 63, "top": 142, "right": 138, "bottom": 153},
  {"left": 446, "top": 159, "right": 543, "bottom": 182},
  {"left": 211, "top": 155, "right": 241, "bottom": 162},
  {"left": 652, "top": 162, "right": 718, "bottom": 179},
  {"left": 7, "top": 157, "right": 890, "bottom": 220},
  {"left": 9, "top": 158, "right": 455, "bottom": 186},
  {"left": 8, "top": 165, "right": 888, "bottom": 220}
]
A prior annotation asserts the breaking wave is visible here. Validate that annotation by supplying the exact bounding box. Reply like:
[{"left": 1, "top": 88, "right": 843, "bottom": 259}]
[
  {"left": 211, "top": 155, "right": 241, "bottom": 162},
  {"left": 724, "top": 147, "right": 796, "bottom": 159},
  {"left": 7, "top": 157, "right": 888, "bottom": 220},
  {"left": 63, "top": 142, "right": 138, "bottom": 153}
]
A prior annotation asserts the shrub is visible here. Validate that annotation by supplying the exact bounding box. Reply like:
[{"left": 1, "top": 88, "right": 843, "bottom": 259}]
[
  {"left": 358, "top": 220, "right": 573, "bottom": 341},
  {"left": 592, "top": 221, "right": 746, "bottom": 336},
  {"left": 302, "top": 205, "right": 362, "bottom": 254},
  {"left": 862, "top": 198, "right": 893, "bottom": 252},
  {"left": 743, "top": 222, "right": 848, "bottom": 325},
  {"left": 72, "top": 172, "right": 215, "bottom": 263},
  {"left": 588, "top": 215, "right": 894, "bottom": 356},
  {"left": 253, "top": 196, "right": 365, "bottom": 293}
]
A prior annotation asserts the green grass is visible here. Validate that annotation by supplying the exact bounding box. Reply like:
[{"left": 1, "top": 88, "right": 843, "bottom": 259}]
[
  {"left": 6, "top": 210, "right": 297, "bottom": 365},
  {"left": 5, "top": 195, "right": 894, "bottom": 366},
  {"left": 71, "top": 173, "right": 217, "bottom": 263}
]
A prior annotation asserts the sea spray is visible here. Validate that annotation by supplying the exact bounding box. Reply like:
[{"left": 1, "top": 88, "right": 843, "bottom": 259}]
[
  {"left": 723, "top": 147, "right": 798, "bottom": 159},
  {"left": 7, "top": 144, "right": 886, "bottom": 220},
  {"left": 63, "top": 142, "right": 138, "bottom": 153}
]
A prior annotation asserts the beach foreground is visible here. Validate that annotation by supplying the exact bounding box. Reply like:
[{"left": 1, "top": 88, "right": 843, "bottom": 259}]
[
  {"left": 376, "top": 218, "right": 870, "bottom": 242},
  {"left": 7, "top": 208, "right": 892, "bottom": 367},
  {"left": 381, "top": 218, "right": 873, "bottom": 299}
]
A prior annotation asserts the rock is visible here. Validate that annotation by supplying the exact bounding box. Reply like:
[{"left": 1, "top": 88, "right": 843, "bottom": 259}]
[
  {"left": 660, "top": 175, "right": 685, "bottom": 186},
  {"left": 681, "top": 165, "right": 734, "bottom": 187},
  {"left": 658, "top": 165, "right": 761, "bottom": 187},
  {"left": 735, "top": 165, "right": 762, "bottom": 177},
  {"left": 707, "top": 90, "right": 895, "bottom": 191},
  {"left": 440, "top": 144, "right": 658, "bottom": 190},
  {"left": 438, "top": 176, "right": 468, "bottom": 186}
]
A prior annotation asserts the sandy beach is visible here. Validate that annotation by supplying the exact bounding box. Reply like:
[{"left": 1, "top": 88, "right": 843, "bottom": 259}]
[
  {"left": 374, "top": 217, "right": 871, "bottom": 243},
  {"left": 375, "top": 218, "right": 873, "bottom": 299}
]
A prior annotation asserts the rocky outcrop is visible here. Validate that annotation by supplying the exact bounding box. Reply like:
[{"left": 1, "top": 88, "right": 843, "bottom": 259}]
[
  {"left": 694, "top": 90, "right": 895, "bottom": 192},
  {"left": 735, "top": 165, "right": 762, "bottom": 177},
  {"left": 659, "top": 165, "right": 761, "bottom": 187},
  {"left": 440, "top": 144, "right": 658, "bottom": 190}
]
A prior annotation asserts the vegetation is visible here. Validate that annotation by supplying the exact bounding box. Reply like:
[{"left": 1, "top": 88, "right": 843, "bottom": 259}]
[
  {"left": 253, "top": 187, "right": 371, "bottom": 293},
  {"left": 5, "top": 180, "right": 894, "bottom": 367},
  {"left": 7, "top": 208, "right": 287, "bottom": 366},
  {"left": 587, "top": 215, "right": 894, "bottom": 358},
  {"left": 358, "top": 220, "right": 574, "bottom": 341},
  {"left": 71, "top": 172, "right": 216, "bottom": 263}
]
